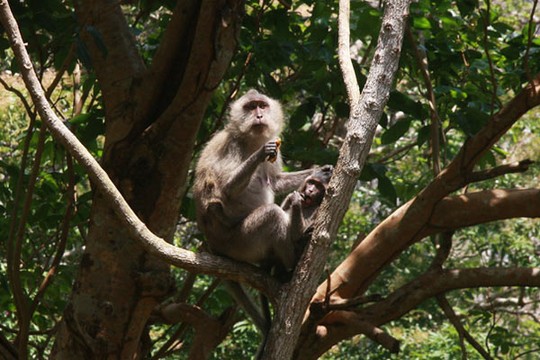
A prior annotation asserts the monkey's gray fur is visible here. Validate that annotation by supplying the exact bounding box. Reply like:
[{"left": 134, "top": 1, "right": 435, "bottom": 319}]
[{"left": 193, "top": 89, "right": 315, "bottom": 271}]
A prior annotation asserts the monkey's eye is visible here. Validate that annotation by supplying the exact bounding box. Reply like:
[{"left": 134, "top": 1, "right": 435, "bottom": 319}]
[
  {"left": 244, "top": 102, "right": 258, "bottom": 111},
  {"left": 244, "top": 101, "right": 268, "bottom": 111}
]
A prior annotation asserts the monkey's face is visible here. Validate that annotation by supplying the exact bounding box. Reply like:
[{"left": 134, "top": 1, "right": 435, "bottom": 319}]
[
  {"left": 301, "top": 179, "right": 325, "bottom": 208},
  {"left": 228, "top": 90, "right": 284, "bottom": 141},
  {"left": 243, "top": 99, "right": 270, "bottom": 131}
]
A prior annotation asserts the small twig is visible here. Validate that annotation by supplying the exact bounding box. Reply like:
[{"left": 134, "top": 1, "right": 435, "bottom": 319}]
[
  {"left": 0, "top": 75, "right": 33, "bottom": 115},
  {"left": 523, "top": 0, "right": 538, "bottom": 86},
  {"left": 437, "top": 295, "right": 493, "bottom": 360},
  {"left": 429, "top": 231, "right": 453, "bottom": 270},
  {"left": 468, "top": 159, "right": 534, "bottom": 183},
  {"left": 406, "top": 25, "right": 441, "bottom": 175},
  {"left": 374, "top": 142, "right": 416, "bottom": 163},
  {"left": 480, "top": 0, "right": 502, "bottom": 114},
  {"left": 347, "top": 316, "right": 400, "bottom": 353},
  {"left": 326, "top": 294, "right": 383, "bottom": 311},
  {"left": 9, "top": 120, "right": 47, "bottom": 358},
  {"left": 30, "top": 153, "right": 76, "bottom": 314}
]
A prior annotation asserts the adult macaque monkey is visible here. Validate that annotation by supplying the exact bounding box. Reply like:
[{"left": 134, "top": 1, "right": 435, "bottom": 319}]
[{"left": 193, "top": 89, "right": 318, "bottom": 272}]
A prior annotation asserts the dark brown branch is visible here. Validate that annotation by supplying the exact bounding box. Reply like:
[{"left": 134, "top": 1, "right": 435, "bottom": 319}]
[
  {"left": 0, "top": 332, "right": 17, "bottom": 360},
  {"left": 144, "top": 0, "right": 243, "bottom": 144},
  {"left": 152, "top": 279, "right": 222, "bottom": 359},
  {"left": 480, "top": 0, "right": 501, "bottom": 114},
  {"left": 367, "top": 267, "right": 540, "bottom": 325},
  {"left": 429, "top": 231, "right": 453, "bottom": 269},
  {"left": 468, "top": 159, "right": 534, "bottom": 183},
  {"left": 309, "top": 267, "right": 540, "bottom": 357},
  {"left": 343, "top": 314, "right": 400, "bottom": 353},
  {"left": 30, "top": 154, "right": 76, "bottom": 314},
  {"left": 0, "top": 74, "right": 33, "bottom": 115},
  {"left": 523, "top": 0, "right": 539, "bottom": 82},
  {"left": 157, "top": 303, "right": 238, "bottom": 360},
  {"left": 373, "top": 142, "right": 416, "bottom": 163},
  {"left": 406, "top": 25, "right": 442, "bottom": 175},
  {"left": 8, "top": 121, "right": 47, "bottom": 358},
  {"left": 133, "top": 0, "right": 199, "bottom": 130},
  {"left": 437, "top": 295, "right": 493, "bottom": 360}
]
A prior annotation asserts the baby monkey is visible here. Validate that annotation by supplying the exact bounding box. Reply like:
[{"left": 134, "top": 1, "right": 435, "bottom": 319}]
[{"left": 273, "top": 165, "right": 333, "bottom": 275}]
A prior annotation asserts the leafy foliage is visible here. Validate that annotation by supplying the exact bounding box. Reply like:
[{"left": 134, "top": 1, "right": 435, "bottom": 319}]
[{"left": 1, "top": 0, "right": 539, "bottom": 358}]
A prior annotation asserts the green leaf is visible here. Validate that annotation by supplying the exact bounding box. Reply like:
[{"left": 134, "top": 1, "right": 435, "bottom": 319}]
[
  {"left": 289, "top": 101, "right": 316, "bottom": 131},
  {"left": 381, "top": 118, "right": 412, "bottom": 145},
  {"left": 69, "top": 113, "right": 92, "bottom": 125},
  {"left": 387, "top": 91, "right": 425, "bottom": 119},
  {"left": 417, "top": 125, "right": 430, "bottom": 146},
  {"left": 413, "top": 17, "right": 431, "bottom": 30}
]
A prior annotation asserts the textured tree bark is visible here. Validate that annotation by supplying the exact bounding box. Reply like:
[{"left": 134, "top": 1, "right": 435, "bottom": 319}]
[
  {"left": 47, "top": 0, "right": 245, "bottom": 358},
  {"left": 260, "top": 1, "right": 412, "bottom": 359}
]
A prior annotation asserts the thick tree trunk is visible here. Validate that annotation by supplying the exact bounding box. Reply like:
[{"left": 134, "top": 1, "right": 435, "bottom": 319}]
[
  {"left": 50, "top": 0, "right": 244, "bottom": 358},
  {"left": 52, "top": 194, "right": 170, "bottom": 359}
]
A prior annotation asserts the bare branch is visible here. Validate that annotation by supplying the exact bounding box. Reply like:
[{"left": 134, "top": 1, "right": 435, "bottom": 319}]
[
  {"left": 157, "top": 303, "right": 238, "bottom": 359},
  {"left": 337, "top": 0, "right": 360, "bottom": 105},
  {"left": 369, "top": 267, "right": 540, "bottom": 324},
  {"left": 0, "top": 75, "right": 33, "bottom": 115},
  {"left": 429, "top": 188, "right": 540, "bottom": 231},
  {"left": 308, "top": 267, "right": 540, "bottom": 357},
  {"left": 523, "top": 0, "right": 539, "bottom": 82},
  {"left": 429, "top": 231, "right": 453, "bottom": 269},
  {"left": 467, "top": 160, "right": 534, "bottom": 183},
  {"left": 341, "top": 313, "right": 400, "bottom": 353},
  {"left": 406, "top": 25, "right": 442, "bottom": 175},
  {"left": 437, "top": 295, "right": 493, "bottom": 360}
]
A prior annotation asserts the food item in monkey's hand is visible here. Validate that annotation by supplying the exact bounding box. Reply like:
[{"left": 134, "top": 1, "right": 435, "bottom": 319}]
[{"left": 268, "top": 138, "right": 281, "bottom": 163}]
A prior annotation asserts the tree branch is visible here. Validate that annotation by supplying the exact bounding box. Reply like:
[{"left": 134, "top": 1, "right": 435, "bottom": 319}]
[
  {"left": 337, "top": 0, "right": 360, "bottom": 105},
  {"left": 428, "top": 188, "right": 540, "bottom": 231},
  {"left": 316, "top": 72, "right": 540, "bottom": 303},
  {"left": 437, "top": 295, "right": 493, "bottom": 360},
  {"left": 158, "top": 303, "right": 238, "bottom": 359},
  {"left": 133, "top": 0, "right": 200, "bottom": 130},
  {"left": 406, "top": 25, "right": 442, "bottom": 175},
  {"left": 261, "top": 1, "right": 412, "bottom": 359},
  {"left": 304, "top": 267, "right": 540, "bottom": 358},
  {"left": 467, "top": 159, "right": 534, "bottom": 183}
]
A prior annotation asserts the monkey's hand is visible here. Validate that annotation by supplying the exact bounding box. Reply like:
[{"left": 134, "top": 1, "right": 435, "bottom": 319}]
[
  {"left": 290, "top": 191, "right": 303, "bottom": 208},
  {"left": 265, "top": 138, "right": 281, "bottom": 163}
]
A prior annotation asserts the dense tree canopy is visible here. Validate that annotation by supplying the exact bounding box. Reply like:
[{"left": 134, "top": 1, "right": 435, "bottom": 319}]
[{"left": 0, "top": 0, "right": 539, "bottom": 359}]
